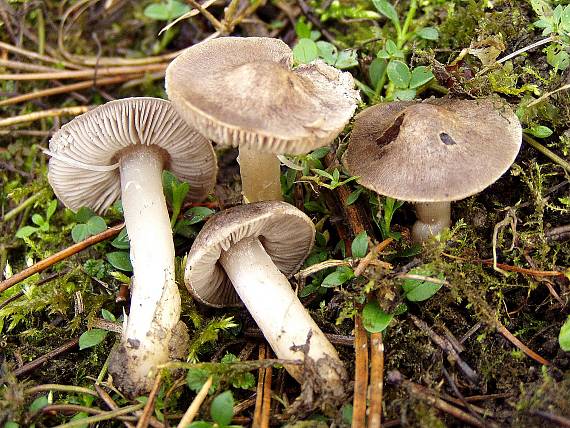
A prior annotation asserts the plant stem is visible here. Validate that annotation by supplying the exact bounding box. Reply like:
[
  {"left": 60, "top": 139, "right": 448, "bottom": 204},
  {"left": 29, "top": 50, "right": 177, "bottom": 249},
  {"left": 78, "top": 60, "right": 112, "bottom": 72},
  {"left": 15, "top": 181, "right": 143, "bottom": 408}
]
[
  {"left": 53, "top": 403, "right": 144, "bottom": 428},
  {"left": 523, "top": 133, "right": 570, "bottom": 173},
  {"left": 398, "top": 0, "right": 417, "bottom": 49},
  {"left": 2, "top": 189, "right": 47, "bottom": 223},
  {"left": 374, "top": 0, "right": 418, "bottom": 102}
]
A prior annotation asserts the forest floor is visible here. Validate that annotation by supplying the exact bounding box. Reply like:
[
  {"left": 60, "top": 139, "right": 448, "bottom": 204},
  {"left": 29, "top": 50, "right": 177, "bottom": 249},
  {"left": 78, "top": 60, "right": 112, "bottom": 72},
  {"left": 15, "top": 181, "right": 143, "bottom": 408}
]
[{"left": 1, "top": 0, "right": 569, "bottom": 427}]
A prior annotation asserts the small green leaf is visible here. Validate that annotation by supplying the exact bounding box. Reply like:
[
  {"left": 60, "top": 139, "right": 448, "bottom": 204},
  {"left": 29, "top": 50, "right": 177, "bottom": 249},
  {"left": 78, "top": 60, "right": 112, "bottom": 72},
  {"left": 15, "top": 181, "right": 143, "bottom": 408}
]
[
  {"left": 312, "top": 168, "right": 334, "bottom": 180},
  {"left": 409, "top": 66, "right": 434, "bottom": 89},
  {"left": 362, "top": 300, "right": 393, "bottom": 333},
  {"left": 187, "top": 422, "right": 214, "bottom": 428},
  {"left": 4, "top": 422, "right": 19, "bottom": 428},
  {"left": 335, "top": 50, "right": 359, "bottom": 69},
  {"left": 15, "top": 225, "right": 38, "bottom": 238},
  {"left": 71, "top": 224, "right": 90, "bottom": 243},
  {"left": 393, "top": 88, "right": 417, "bottom": 100},
  {"left": 31, "top": 213, "right": 45, "bottom": 227},
  {"left": 295, "top": 20, "right": 312, "bottom": 39},
  {"left": 372, "top": 0, "right": 399, "bottom": 26},
  {"left": 46, "top": 199, "right": 58, "bottom": 221},
  {"left": 144, "top": 0, "right": 190, "bottom": 21},
  {"left": 101, "top": 309, "right": 116, "bottom": 322},
  {"left": 417, "top": 27, "right": 439, "bottom": 40},
  {"left": 293, "top": 38, "right": 319, "bottom": 63},
  {"left": 559, "top": 316, "right": 570, "bottom": 351},
  {"left": 341, "top": 404, "right": 354, "bottom": 425},
  {"left": 369, "top": 58, "right": 387, "bottom": 89},
  {"left": 387, "top": 60, "right": 411, "bottom": 88},
  {"left": 316, "top": 41, "right": 338, "bottom": 65},
  {"left": 377, "top": 49, "right": 390, "bottom": 59},
  {"left": 111, "top": 228, "right": 130, "bottom": 249},
  {"left": 385, "top": 39, "right": 398, "bottom": 56},
  {"left": 79, "top": 329, "right": 108, "bottom": 350},
  {"left": 185, "top": 207, "right": 215, "bottom": 225},
  {"left": 210, "top": 391, "right": 234, "bottom": 426},
  {"left": 187, "top": 368, "right": 217, "bottom": 394},
  {"left": 29, "top": 395, "right": 49, "bottom": 413},
  {"left": 546, "top": 44, "right": 570, "bottom": 69},
  {"left": 106, "top": 251, "right": 133, "bottom": 271},
  {"left": 321, "top": 266, "right": 354, "bottom": 287},
  {"left": 144, "top": 3, "right": 170, "bottom": 20},
  {"left": 351, "top": 231, "right": 369, "bottom": 259},
  {"left": 402, "top": 265, "right": 445, "bottom": 301},
  {"left": 303, "top": 200, "right": 326, "bottom": 213},
  {"left": 347, "top": 187, "right": 363, "bottom": 205},
  {"left": 87, "top": 216, "right": 107, "bottom": 235},
  {"left": 69, "top": 412, "right": 89, "bottom": 428},
  {"left": 75, "top": 206, "right": 97, "bottom": 223},
  {"left": 527, "top": 125, "right": 554, "bottom": 138},
  {"left": 110, "top": 271, "right": 131, "bottom": 283},
  {"left": 309, "top": 147, "right": 330, "bottom": 159}
]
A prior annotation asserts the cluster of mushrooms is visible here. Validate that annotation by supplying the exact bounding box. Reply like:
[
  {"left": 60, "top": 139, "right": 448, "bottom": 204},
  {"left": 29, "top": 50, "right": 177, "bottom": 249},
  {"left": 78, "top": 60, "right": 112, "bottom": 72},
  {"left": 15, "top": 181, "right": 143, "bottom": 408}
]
[{"left": 45, "top": 36, "right": 522, "bottom": 401}]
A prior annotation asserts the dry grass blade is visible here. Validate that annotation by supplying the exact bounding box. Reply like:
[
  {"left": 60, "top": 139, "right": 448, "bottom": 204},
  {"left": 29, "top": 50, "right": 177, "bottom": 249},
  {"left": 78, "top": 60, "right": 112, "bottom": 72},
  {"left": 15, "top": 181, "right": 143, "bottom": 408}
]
[
  {"left": 0, "top": 41, "right": 84, "bottom": 69},
  {"left": 367, "top": 332, "right": 384, "bottom": 428},
  {"left": 178, "top": 376, "right": 213, "bottom": 427},
  {"left": 352, "top": 315, "right": 369, "bottom": 428},
  {"left": 0, "top": 75, "right": 140, "bottom": 107},
  {"left": 0, "top": 63, "right": 166, "bottom": 81},
  {"left": 495, "top": 322, "right": 551, "bottom": 366},
  {"left": 136, "top": 374, "right": 162, "bottom": 428},
  {"left": 0, "top": 106, "right": 91, "bottom": 127}
]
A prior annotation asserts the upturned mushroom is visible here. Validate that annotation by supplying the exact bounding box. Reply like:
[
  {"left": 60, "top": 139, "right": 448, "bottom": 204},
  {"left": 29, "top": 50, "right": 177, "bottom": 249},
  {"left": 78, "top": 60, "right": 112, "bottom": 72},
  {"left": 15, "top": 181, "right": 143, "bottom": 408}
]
[
  {"left": 185, "top": 201, "right": 347, "bottom": 402},
  {"left": 342, "top": 97, "right": 522, "bottom": 242},
  {"left": 166, "top": 36, "right": 359, "bottom": 202},
  {"left": 47, "top": 97, "right": 217, "bottom": 396}
]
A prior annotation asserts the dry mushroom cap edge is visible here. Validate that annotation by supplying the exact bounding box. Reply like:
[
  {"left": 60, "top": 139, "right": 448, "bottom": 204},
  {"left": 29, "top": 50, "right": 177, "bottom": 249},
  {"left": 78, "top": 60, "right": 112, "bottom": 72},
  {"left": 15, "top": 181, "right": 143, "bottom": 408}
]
[
  {"left": 47, "top": 97, "right": 217, "bottom": 213},
  {"left": 165, "top": 36, "right": 360, "bottom": 155},
  {"left": 185, "top": 201, "right": 315, "bottom": 307}
]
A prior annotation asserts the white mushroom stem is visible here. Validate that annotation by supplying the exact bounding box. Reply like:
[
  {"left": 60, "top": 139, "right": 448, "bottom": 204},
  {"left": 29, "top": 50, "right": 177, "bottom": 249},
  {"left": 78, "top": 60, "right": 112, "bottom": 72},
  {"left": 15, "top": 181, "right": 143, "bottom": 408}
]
[
  {"left": 412, "top": 201, "right": 452, "bottom": 243},
  {"left": 219, "top": 235, "right": 345, "bottom": 387},
  {"left": 114, "top": 146, "right": 180, "bottom": 390},
  {"left": 238, "top": 145, "right": 283, "bottom": 202}
]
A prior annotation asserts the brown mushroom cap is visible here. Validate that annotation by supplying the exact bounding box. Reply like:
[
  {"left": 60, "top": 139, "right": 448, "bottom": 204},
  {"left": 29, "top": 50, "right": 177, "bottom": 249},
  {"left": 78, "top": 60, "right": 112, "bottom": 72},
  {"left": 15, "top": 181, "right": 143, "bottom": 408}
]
[
  {"left": 48, "top": 97, "right": 217, "bottom": 213},
  {"left": 185, "top": 201, "right": 315, "bottom": 307},
  {"left": 166, "top": 37, "right": 359, "bottom": 155},
  {"left": 342, "top": 97, "right": 522, "bottom": 202}
]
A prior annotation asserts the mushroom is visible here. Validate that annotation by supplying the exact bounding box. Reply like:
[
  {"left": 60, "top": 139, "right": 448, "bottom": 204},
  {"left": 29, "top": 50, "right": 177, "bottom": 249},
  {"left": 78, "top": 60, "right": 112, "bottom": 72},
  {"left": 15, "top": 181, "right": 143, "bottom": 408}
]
[
  {"left": 185, "top": 201, "right": 346, "bottom": 401},
  {"left": 342, "top": 97, "right": 522, "bottom": 242},
  {"left": 47, "top": 97, "right": 217, "bottom": 396},
  {"left": 165, "top": 36, "right": 359, "bottom": 202}
]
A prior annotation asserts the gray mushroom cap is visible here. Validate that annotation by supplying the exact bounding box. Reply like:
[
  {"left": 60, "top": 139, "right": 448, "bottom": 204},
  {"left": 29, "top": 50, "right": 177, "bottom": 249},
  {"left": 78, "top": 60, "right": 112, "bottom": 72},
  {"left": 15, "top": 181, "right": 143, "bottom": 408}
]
[
  {"left": 185, "top": 201, "right": 315, "bottom": 307},
  {"left": 342, "top": 97, "right": 522, "bottom": 202},
  {"left": 48, "top": 97, "right": 217, "bottom": 213},
  {"left": 165, "top": 37, "right": 360, "bottom": 155}
]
